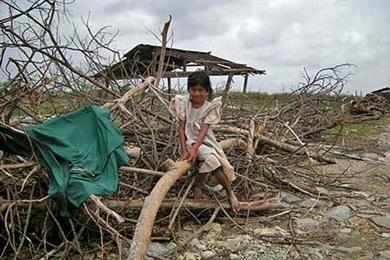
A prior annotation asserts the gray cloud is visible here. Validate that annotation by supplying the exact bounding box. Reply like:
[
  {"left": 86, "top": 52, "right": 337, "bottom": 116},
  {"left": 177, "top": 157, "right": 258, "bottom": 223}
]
[{"left": 2, "top": 0, "right": 389, "bottom": 93}]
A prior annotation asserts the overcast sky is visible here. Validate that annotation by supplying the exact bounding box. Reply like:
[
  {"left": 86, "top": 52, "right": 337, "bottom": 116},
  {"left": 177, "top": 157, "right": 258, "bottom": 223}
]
[{"left": 3, "top": 0, "right": 390, "bottom": 94}]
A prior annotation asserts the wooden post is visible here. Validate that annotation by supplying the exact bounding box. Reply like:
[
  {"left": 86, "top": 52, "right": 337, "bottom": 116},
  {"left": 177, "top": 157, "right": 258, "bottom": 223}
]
[
  {"left": 183, "top": 58, "right": 187, "bottom": 72},
  {"left": 243, "top": 73, "right": 249, "bottom": 94},
  {"left": 167, "top": 77, "right": 171, "bottom": 94},
  {"left": 223, "top": 74, "right": 233, "bottom": 100}
]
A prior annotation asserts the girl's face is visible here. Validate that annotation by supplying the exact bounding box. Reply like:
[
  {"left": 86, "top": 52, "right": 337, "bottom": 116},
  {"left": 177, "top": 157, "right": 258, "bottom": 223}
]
[{"left": 189, "top": 84, "right": 207, "bottom": 106}]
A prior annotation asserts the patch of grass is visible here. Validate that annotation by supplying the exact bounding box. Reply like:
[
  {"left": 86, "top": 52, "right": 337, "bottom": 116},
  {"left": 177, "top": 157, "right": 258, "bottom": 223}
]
[
  {"left": 324, "top": 123, "right": 372, "bottom": 136},
  {"left": 322, "top": 116, "right": 389, "bottom": 142}
]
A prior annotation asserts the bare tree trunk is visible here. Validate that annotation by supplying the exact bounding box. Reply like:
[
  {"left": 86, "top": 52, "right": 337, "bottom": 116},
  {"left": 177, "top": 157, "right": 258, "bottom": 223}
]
[{"left": 127, "top": 160, "right": 192, "bottom": 260}]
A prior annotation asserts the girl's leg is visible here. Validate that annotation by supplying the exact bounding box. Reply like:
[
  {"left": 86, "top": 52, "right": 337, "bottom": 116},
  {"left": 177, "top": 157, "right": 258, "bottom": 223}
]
[
  {"left": 213, "top": 167, "right": 240, "bottom": 212},
  {"left": 194, "top": 172, "right": 208, "bottom": 200}
]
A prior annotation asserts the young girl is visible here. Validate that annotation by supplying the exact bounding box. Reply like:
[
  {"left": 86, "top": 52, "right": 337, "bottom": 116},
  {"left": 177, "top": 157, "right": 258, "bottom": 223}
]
[{"left": 170, "top": 71, "right": 240, "bottom": 212}]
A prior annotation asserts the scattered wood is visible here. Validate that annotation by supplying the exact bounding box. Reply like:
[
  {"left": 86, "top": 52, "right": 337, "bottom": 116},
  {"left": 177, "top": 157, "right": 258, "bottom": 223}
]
[
  {"left": 103, "top": 198, "right": 283, "bottom": 211},
  {"left": 1, "top": 3, "right": 380, "bottom": 259},
  {"left": 215, "top": 125, "right": 335, "bottom": 163}
]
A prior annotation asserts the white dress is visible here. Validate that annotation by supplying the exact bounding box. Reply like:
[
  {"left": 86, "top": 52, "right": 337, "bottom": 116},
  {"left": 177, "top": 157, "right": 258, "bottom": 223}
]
[{"left": 170, "top": 94, "right": 235, "bottom": 182}]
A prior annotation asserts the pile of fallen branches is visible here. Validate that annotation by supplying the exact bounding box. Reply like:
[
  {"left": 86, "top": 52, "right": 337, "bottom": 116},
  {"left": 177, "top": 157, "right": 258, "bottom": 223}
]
[
  {"left": 0, "top": 72, "right": 349, "bottom": 258},
  {"left": 350, "top": 93, "right": 390, "bottom": 116},
  {"left": 0, "top": 1, "right": 366, "bottom": 259}
]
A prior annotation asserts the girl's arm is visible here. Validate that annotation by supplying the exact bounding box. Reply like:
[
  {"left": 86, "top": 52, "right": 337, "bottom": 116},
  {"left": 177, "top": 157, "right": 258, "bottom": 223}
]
[
  {"left": 190, "top": 123, "right": 210, "bottom": 161},
  {"left": 179, "top": 119, "right": 189, "bottom": 160}
]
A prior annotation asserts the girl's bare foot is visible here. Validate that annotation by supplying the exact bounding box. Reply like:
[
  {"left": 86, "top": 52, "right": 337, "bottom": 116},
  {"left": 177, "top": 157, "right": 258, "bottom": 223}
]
[{"left": 228, "top": 192, "right": 240, "bottom": 213}]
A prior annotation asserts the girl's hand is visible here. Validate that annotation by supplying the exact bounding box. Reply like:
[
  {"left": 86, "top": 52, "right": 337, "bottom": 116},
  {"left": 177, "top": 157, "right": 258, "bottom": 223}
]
[
  {"left": 180, "top": 150, "right": 190, "bottom": 161},
  {"left": 189, "top": 146, "right": 198, "bottom": 162}
]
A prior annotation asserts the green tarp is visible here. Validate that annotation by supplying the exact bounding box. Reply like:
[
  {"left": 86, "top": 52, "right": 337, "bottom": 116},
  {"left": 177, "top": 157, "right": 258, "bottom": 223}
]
[{"left": 0, "top": 105, "right": 128, "bottom": 216}]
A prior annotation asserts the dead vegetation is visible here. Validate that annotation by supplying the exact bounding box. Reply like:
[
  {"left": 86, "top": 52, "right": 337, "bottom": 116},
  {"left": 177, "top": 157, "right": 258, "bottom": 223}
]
[{"left": 1, "top": 1, "right": 389, "bottom": 259}]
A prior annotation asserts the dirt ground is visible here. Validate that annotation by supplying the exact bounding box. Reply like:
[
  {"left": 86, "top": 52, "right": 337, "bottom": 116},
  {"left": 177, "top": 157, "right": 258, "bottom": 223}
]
[{"left": 168, "top": 116, "right": 390, "bottom": 260}]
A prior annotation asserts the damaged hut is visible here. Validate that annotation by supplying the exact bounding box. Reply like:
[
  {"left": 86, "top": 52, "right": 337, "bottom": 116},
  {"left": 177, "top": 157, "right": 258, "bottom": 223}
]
[{"left": 93, "top": 44, "right": 266, "bottom": 93}]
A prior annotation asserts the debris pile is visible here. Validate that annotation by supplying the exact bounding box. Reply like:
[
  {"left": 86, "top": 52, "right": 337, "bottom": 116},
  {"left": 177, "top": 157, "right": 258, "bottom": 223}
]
[
  {"left": 0, "top": 67, "right": 356, "bottom": 258},
  {"left": 350, "top": 93, "right": 390, "bottom": 115},
  {"left": 1, "top": 2, "right": 386, "bottom": 259}
]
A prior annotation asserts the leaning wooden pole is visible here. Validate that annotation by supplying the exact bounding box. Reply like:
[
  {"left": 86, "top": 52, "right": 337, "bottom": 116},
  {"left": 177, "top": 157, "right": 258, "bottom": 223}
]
[
  {"left": 154, "top": 15, "right": 171, "bottom": 87},
  {"left": 127, "top": 160, "right": 192, "bottom": 260}
]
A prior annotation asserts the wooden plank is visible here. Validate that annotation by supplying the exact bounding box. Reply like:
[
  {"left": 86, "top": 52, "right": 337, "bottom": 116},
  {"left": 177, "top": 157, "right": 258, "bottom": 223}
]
[{"left": 183, "top": 58, "right": 187, "bottom": 72}]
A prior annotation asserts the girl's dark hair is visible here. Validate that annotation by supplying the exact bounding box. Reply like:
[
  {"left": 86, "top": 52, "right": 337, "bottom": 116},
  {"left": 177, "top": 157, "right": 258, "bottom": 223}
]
[{"left": 187, "top": 71, "right": 212, "bottom": 95}]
